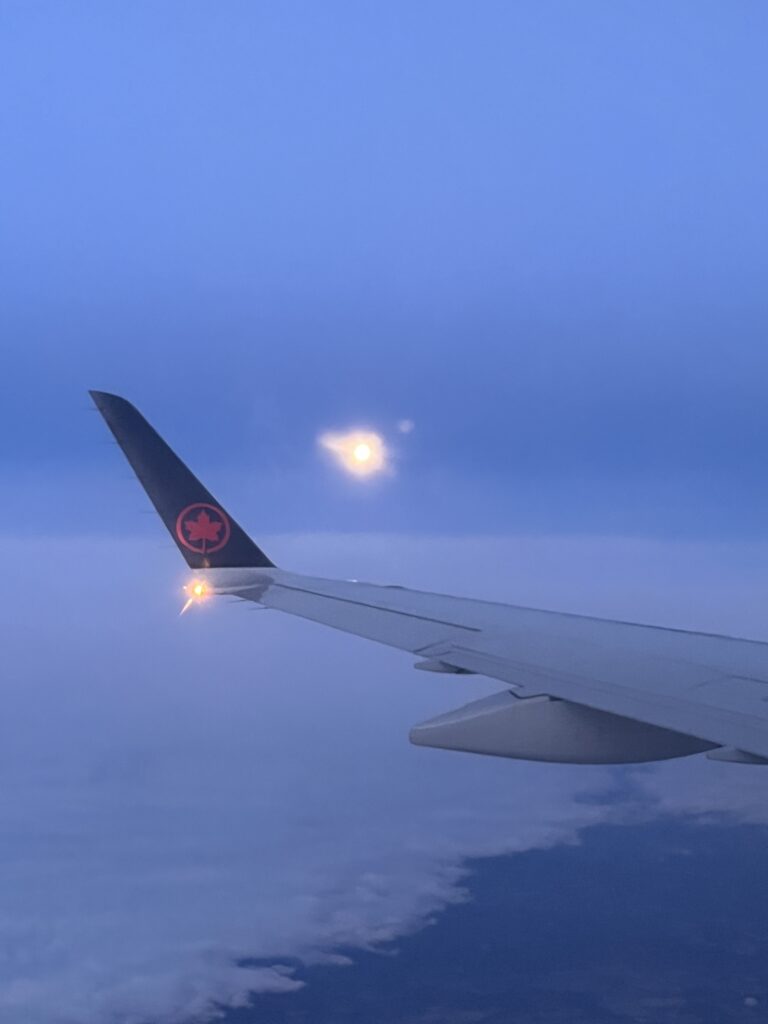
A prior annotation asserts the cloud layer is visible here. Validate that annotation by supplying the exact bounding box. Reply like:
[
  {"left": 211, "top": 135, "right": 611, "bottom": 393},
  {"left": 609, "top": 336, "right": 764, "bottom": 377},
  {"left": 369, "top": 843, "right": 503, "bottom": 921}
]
[{"left": 2, "top": 533, "right": 767, "bottom": 1023}]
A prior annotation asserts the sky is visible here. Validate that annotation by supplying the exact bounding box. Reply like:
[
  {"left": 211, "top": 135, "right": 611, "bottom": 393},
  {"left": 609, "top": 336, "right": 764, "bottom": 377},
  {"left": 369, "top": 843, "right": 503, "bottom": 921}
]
[{"left": 3, "top": 2, "right": 768, "bottom": 1022}]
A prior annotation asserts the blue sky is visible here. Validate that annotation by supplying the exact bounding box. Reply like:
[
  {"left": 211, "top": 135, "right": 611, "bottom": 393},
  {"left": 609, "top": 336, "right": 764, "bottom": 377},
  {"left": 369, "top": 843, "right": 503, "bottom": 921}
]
[
  {"left": 3, "top": 4, "right": 768, "bottom": 1023},
  {"left": 4, "top": 1, "right": 768, "bottom": 539}
]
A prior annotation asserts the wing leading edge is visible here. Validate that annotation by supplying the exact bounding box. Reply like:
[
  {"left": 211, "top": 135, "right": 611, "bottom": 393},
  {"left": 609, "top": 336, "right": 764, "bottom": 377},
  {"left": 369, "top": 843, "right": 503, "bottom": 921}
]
[{"left": 91, "top": 392, "right": 768, "bottom": 766}]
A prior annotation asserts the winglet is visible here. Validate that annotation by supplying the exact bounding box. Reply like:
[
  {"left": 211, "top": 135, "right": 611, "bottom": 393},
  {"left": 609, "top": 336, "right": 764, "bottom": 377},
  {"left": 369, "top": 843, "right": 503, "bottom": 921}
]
[{"left": 90, "top": 391, "right": 274, "bottom": 569}]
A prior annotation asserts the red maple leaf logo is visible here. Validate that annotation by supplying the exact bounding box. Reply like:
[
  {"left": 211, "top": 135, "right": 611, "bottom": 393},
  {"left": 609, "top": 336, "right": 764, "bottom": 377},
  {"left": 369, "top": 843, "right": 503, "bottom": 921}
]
[
  {"left": 184, "top": 509, "right": 223, "bottom": 546},
  {"left": 175, "top": 503, "right": 231, "bottom": 555}
]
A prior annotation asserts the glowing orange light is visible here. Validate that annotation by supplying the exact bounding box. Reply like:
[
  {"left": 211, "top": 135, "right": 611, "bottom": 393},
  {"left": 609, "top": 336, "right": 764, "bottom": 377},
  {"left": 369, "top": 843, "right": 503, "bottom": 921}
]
[{"left": 180, "top": 579, "right": 211, "bottom": 615}]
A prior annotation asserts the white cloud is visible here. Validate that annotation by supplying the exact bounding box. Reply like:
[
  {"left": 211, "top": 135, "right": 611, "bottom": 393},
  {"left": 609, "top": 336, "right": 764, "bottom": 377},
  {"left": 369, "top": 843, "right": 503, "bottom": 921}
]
[{"left": 1, "top": 533, "right": 767, "bottom": 1023}]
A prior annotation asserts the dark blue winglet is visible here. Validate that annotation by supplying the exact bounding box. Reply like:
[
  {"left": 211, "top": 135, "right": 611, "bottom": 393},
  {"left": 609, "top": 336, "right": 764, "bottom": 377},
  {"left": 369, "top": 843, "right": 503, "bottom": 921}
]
[{"left": 90, "top": 391, "right": 274, "bottom": 570}]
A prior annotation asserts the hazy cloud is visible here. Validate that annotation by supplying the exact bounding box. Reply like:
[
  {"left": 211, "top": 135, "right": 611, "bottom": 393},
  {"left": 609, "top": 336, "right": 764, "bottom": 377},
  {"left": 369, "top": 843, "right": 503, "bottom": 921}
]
[{"left": 1, "top": 533, "right": 766, "bottom": 1023}]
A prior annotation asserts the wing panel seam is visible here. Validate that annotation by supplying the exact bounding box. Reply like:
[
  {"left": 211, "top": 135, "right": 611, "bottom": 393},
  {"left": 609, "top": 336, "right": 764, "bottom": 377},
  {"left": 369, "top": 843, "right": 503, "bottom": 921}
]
[{"left": 271, "top": 583, "right": 482, "bottom": 633}]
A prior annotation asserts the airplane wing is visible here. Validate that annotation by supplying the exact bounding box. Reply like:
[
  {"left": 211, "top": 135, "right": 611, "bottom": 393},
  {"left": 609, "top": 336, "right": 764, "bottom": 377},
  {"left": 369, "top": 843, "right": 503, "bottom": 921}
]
[{"left": 90, "top": 391, "right": 768, "bottom": 766}]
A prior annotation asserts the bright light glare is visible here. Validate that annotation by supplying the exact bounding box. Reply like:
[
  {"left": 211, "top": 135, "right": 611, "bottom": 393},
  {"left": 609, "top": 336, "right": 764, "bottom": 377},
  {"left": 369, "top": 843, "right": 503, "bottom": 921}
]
[
  {"left": 180, "top": 579, "right": 211, "bottom": 615},
  {"left": 319, "top": 430, "right": 388, "bottom": 477}
]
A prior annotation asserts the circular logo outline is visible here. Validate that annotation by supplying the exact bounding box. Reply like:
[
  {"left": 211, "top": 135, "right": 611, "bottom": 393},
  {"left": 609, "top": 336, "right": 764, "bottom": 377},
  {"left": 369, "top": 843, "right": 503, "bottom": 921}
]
[{"left": 175, "top": 502, "right": 231, "bottom": 555}]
